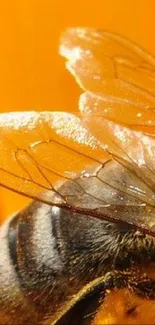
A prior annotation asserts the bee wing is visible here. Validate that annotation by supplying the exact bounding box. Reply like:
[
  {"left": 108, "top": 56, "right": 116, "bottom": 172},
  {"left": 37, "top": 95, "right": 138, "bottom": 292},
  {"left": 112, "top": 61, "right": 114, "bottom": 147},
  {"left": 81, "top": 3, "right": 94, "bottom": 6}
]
[
  {"left": 0, "top": 112, "right": 155, "bottom": 235},
  {"left": 60, "top": 27, "right": 155, "bottom": 131},
  {"left": 59, "top": 28, "right": 155, "bottom": 235},
  {"left": 60, "top": 28, "right": 155, "bottom": 176},
  {"left": 1, "top": 28, "right": 155, "bottom": 235},
  {"left": 0, "top": 111, "right": 109, "bottom": 202},
  {"left": 2, "top": 112, "right": 133, "bottom": 228},
  {"left": 60, "top": 28, "right": 155, "bottom": 107}
]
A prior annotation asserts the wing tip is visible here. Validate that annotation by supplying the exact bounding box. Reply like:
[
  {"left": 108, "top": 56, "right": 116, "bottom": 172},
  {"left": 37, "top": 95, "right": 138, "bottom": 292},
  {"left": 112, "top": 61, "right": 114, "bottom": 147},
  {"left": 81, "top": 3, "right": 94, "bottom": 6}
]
[{"left": 59, "top": 27, "right": 99, "bottom": 58}]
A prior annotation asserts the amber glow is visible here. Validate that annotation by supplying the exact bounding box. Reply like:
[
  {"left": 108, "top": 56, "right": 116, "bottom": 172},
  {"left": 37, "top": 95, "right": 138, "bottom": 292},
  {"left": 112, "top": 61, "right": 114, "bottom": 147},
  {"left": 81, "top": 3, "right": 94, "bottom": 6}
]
[
  {"left": 0, "top": 0, "right": 155, "bottom": 220},
  {"left": 92, "top": 289, "right": 155, "bottom": 325},
  {"left": 93, "top": 266, "right": 155, "bottom": 324}
]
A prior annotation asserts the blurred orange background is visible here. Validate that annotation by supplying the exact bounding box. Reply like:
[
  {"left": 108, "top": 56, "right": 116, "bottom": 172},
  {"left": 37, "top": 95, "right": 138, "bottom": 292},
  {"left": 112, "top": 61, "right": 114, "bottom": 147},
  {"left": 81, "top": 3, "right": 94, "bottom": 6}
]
[{"left": 0, "top": 0, "right": 155, "bottom": 221}]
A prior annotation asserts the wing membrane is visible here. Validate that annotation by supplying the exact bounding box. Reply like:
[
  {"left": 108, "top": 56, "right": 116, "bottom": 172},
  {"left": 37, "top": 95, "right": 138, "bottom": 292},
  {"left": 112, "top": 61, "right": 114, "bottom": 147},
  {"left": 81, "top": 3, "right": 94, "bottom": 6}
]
[
  {"left": 60, "top": 27, "right": 155, "bottom": 129},
  {"left": 60, "top": 28, "right": 155, "bottom": 171},
  {"left": 1, "top": 29, "right": 155, "bottom": 236},
  {"left": 1, "top": 111, "right": 155, "bottom": 235},
  {"left": 59, "top": 27, "right": 155, "bottom": 235},
  {"left": 0, "top": 111, "right": 107, "bottom": 203}
]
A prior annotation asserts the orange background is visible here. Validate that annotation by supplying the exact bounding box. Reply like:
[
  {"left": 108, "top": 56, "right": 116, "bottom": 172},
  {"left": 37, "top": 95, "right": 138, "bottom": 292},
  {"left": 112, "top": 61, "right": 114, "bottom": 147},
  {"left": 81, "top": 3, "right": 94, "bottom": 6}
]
[{"left": 0, "top": 0, "right": 155, "bottom": 221}]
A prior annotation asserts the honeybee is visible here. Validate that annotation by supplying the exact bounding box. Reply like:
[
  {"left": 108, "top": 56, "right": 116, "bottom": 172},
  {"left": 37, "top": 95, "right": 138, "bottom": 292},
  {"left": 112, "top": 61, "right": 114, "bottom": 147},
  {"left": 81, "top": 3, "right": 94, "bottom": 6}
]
[{"left": 1, "top": 27, "right": 155, "bottom": 325}]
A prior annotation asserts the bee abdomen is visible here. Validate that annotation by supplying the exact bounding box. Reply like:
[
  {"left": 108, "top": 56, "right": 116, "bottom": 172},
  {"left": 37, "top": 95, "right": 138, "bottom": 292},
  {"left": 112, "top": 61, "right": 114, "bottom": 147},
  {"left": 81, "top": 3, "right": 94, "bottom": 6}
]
[
  {"left": 0, "top": 202, "right": 67, "bottom": 324},
  {"left": 0, "top": 213, "right": 41, "bottom": 324}
]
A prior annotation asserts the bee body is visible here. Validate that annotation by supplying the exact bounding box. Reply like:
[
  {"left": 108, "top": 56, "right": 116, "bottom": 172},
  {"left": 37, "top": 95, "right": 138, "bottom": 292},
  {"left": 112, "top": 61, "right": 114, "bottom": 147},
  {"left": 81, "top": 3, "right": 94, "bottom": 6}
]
[
  {"left": 1, "top": 194, "right": 155, "bottom": 324},
  {"left": 1, "top": 26, "right": 155, "bottom": 324},
  {"left": 0, "top": 200, "right": 110, "bottom": 324}
]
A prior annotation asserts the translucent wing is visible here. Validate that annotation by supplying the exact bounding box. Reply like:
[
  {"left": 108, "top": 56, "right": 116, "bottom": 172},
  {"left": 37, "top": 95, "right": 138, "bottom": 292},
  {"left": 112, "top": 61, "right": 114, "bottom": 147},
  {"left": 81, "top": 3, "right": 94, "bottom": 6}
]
[
  {"left": 0, "top": 111, "right": 155, "bottom": 236},
  {"left": 0, "top": 111, "right": 108, "bottom": 202},
  {"left": 1, "top": 28, "right": 155, "bottom": 236},
  {"left": 60, "top": 27, "right": 155, "bottom": 132},
  {"left": 59, "top": 27, "right": 155, "bottom": 235}
]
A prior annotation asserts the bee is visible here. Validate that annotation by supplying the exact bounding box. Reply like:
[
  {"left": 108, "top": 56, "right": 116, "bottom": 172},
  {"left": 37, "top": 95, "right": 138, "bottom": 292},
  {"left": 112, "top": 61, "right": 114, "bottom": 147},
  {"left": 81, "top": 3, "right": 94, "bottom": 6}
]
[{"left": 1, "top": 27, "right": 155, "bottom": 325}]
